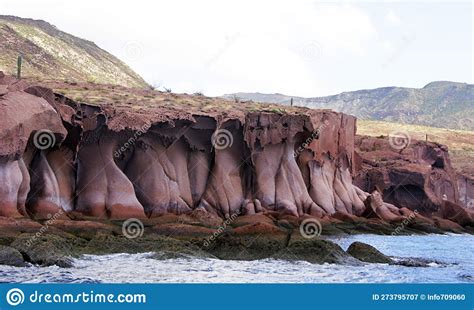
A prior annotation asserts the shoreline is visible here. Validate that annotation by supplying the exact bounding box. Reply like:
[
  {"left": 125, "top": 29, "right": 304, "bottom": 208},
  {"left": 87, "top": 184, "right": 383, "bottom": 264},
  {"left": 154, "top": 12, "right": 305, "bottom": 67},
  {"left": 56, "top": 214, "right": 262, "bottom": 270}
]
[{"left": 1, "top": 212, "right": 472, "bottom": 269}]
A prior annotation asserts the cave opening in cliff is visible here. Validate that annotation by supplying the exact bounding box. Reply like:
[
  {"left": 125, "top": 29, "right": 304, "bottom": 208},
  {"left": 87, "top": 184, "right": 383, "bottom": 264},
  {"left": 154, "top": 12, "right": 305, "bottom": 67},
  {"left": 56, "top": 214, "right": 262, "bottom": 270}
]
[{"left": 383, "top": 184, "right": 429, "bottom": 212}]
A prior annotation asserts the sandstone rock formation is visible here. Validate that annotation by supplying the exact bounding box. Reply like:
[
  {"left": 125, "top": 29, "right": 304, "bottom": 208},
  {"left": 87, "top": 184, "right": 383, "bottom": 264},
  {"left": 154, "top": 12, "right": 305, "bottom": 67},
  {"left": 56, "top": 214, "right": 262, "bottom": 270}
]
[
  {"left": 458, "top": 174, "right": 474, "bottom": 209},
  {"left": 354, "top": 135, "right": 460, "bottom": 214},
  {"left": 0, "top": 72, "right": 472, "bottom": 233}
]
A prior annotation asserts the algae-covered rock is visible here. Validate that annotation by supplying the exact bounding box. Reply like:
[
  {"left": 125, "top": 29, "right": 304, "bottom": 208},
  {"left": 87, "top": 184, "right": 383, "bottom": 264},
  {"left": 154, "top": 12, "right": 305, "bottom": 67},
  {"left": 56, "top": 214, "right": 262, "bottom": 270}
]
[
  {"left": 346, "top": 241, "right": 393, "bottom": 264},
  {"left": 10, "top": 233, "right": 86, "bottom": 267},
  {"left": 0, "top": 245, "right": 27, "bottom": 267},
  {"left": 276, "top": 238, "right": 358, "bottom": 264},
  {"left": 83, "top": 233, "right": 213, "bottom": 259}
]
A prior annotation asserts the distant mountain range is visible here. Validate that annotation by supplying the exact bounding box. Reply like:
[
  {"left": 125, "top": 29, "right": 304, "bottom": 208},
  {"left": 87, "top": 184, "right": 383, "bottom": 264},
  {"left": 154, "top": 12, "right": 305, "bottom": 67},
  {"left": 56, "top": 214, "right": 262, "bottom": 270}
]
[
  {"left": 225, "top": 81, "right": 473, "bottom": 131},
  {"left": 0, "top": 15, "right": 148, "bottom": 88}
]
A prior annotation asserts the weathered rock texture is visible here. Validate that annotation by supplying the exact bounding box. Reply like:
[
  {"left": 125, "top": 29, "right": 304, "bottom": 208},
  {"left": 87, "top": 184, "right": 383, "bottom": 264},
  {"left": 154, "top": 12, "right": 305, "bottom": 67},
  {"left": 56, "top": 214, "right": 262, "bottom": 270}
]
[
  {"left": 354, "top": 135, "right": 474, "bottom": 228},
  {"left": 0, "top": 73, "right": 472, "bottom": 233},
  {"left": 458, "top": 174, "right": 474, "bottom": 210}
]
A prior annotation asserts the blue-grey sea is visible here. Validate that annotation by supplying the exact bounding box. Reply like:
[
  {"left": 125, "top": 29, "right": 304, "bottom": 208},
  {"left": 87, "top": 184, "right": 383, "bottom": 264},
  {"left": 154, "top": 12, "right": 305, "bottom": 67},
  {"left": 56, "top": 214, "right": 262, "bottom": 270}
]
[{"left": 1, "top": 234, "right": 472, "bottom": 283}]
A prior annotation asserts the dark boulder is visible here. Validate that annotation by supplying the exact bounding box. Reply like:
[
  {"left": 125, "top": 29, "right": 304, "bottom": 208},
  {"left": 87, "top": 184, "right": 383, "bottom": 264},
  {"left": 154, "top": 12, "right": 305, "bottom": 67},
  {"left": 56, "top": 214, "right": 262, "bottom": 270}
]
[
  {"left": 0, "top": 245, "right": 27, "bottom": 267},
  {"left": 346, "top": 241, "right": 393, "bottom": 264},
  {"left": 276, "top": 238, "right": 359, "bottom": 265},
  {"left": 10, "top": 233, "right": 83, "bottom": 267}
]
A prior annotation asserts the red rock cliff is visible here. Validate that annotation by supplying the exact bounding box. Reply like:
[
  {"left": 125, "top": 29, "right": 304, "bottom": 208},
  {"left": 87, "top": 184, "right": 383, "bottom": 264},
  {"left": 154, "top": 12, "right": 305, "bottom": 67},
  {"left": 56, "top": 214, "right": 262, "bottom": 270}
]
[{"left": 0, "top": 73, "right": 472, "bottom": 230}]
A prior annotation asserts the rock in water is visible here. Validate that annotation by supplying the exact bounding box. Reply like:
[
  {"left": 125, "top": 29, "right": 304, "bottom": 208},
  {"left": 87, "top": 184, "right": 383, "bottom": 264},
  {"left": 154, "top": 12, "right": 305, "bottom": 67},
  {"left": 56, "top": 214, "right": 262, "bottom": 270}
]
[
  {"left": 279, "top": 239, "right": 359, "bottom": 265},
  {"left": 10, "top": 234, "right": 79, "bottom": 267},
  {"left": 0, "top": 245, "right": 27, "bottom": 267},
  {"left": 346, "top": 241, "right": 393, "bottom": 264}
]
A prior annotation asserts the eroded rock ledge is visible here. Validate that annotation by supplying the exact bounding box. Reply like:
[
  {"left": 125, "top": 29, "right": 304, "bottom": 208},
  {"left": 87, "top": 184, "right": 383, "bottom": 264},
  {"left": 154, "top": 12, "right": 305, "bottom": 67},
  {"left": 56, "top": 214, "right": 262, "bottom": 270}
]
[{"left": 0, "top": 72, "right": 473, "bottom": 234}]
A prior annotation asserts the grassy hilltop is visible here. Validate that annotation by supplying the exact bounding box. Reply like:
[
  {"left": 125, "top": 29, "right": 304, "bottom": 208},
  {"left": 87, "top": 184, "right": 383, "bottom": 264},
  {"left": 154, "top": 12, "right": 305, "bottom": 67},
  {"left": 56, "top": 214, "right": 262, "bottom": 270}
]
[{"left": 0, "top": 15, "right": 148, "bottom": 88}]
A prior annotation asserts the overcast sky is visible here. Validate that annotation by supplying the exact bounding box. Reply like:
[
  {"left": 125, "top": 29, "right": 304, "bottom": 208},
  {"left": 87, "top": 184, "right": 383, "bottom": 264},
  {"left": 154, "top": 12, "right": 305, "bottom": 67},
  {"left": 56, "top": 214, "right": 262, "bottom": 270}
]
[{"left": 1, "top": 0, "right": 472, "bottom": 96}]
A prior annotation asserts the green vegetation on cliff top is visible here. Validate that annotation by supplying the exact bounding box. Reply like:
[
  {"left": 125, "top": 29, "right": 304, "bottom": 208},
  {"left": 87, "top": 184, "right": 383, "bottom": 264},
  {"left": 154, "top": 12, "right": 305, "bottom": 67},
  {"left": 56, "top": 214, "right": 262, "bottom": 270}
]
[{"left": 0, "top": 15, "right": 148, "bottom": 88}]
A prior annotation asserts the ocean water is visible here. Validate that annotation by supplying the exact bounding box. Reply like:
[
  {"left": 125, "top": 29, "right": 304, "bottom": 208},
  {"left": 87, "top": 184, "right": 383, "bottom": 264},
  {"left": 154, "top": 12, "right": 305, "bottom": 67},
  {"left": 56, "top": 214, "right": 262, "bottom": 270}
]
[{"left": 0, "top": 234, "right": 472, "bottom": 283}]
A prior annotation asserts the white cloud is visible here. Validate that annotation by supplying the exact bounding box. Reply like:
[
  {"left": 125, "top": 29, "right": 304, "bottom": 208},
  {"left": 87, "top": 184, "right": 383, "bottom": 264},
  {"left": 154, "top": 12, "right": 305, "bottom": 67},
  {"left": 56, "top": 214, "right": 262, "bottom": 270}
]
[{"left": 386, "top": 10, "right": 402, "bottom": 26}]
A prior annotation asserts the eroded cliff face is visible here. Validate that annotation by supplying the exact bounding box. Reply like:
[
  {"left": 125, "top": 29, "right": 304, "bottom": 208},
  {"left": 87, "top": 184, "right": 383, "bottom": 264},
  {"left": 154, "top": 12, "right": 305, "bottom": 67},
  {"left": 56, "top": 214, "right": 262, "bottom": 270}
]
[
  {"left": 0, "top": 72, "right": 472, "bottom": 230},
  {"left": 458, "top": 174, "right": 474, "bottom": 210},
  {"left": 354, "top": 135, "right": 464, "bottom": 216}
]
